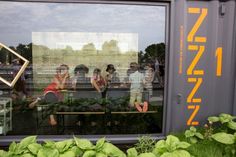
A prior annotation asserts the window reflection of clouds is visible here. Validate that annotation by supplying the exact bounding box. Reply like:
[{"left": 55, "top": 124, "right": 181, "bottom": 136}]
[{"left": 0, "top": 2, "right": 165, "bottom": 51}]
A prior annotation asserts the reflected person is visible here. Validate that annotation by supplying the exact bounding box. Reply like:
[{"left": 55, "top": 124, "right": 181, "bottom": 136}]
[
  {"left": 29, "top": 64, "right": 70, "bottom": 126},
  {"left": 105, "top": 64, "right": 120, "bottom": 88},
  {"left": 91, "top": 68, "right": 107, "bottom": 98}
]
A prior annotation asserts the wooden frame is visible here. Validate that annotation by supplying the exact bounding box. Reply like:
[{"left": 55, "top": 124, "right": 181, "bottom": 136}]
[{"left": 0, "top": 43, "right": 29, "bottom": 87}]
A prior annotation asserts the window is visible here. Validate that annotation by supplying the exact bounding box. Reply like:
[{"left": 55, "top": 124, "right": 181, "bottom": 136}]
[{"left": 0, "top": 1, "right": 167, "bottom": 135}]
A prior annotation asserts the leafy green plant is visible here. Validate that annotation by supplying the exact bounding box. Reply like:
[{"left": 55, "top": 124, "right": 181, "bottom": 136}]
[
  {"left": 208, "top": 113, "right": 236, "bottom": 131},
  {"left": 203, "top": 123, "right": 214, "bottom": 139},
  {"left": 211, "top": 132, "right": 236, "bottom": 157},
  {"left": 0, "top": 136, "right": 126, "bottom": 157},
  {"left": 185, "top": 126, "right": 204, "bottom": 144},
  {"left": 152, "top": 135, "right": 192, "bottom": 157},
  {"left": 186, "top": 139, "right": 224, "bottom": 157},
  {"left": 211, "top": 132, "right": 235, "bottom": 145},
  {"left": 134, "top": 136, "right": 156, "bottom": 154}
]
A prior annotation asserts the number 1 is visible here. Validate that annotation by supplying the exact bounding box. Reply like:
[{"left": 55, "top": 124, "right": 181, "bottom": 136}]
[{"left": 215, "top": 47, "right": 222, "bottom": 76}]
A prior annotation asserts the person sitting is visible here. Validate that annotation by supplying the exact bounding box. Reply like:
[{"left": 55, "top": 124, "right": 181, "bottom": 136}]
[
  {"left": 72, "top": 64, "right": 89, "bottom": 90},
  {"left": 128, "top": 62, "right": 148, "bottom": 112},
  {"left": 105, "top": 64, "right": 120, "bottom": 88},
  {"left": 144, "top": 63, "right": 154, "bottom": 100},
  {"left": 91, "top": 68, "right": 107, "bottom": 98},
  {"left": 29, "top": 64, "right": 70, "bottom": 126}
]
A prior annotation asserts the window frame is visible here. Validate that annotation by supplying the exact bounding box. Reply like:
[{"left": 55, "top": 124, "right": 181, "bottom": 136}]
[{"left": 0, "top": 0, "right": 170, "bottom": 145}]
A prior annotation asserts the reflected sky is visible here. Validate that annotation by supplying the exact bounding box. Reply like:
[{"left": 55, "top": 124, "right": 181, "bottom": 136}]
[{"left": 0, "top": 2, "right": 166, "bottom": 51}]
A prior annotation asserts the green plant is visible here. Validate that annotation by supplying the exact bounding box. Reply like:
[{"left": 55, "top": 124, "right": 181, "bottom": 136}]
[
  {"left": 208, "top": 113, "right": 236, "bottom": 131},
  {"left": 127, "top": 147, "right": 157, "bottom": 157},
  {"left": 0, "top": 136, "right": 126, "bottom": 157},
  {"left": 134, "top": 136, "right": 156, "bottom": 154},
  {"left": 152, "top": 135, "right": 192, "bottom": 157},
  {"left": 185, "top": 126, "right": 204, "bottom": 144},
  {"left": 211, "top": 132, "right": 236, "bottom": 157},
  {"left": 186, "top": 139, "right": 224, "bottom": 157},
  {"left": 203, "top": 123, "right": 214, "bottom": 139}
]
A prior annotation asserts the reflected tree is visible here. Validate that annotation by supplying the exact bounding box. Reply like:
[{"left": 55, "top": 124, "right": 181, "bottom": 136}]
[
  {"left": 141, "top": 43, "right": 165, "bottom": 63},
  {"left": 81, "top": 43, "right": 97, "bottom": 55},
  {"left": 102, "top": 40, "right": 120, "bottom": 55}
]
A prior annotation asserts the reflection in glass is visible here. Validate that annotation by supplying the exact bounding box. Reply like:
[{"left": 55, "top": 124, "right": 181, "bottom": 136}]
[{"left": 0, "top": 2, "right": 166, "bottom": 135}]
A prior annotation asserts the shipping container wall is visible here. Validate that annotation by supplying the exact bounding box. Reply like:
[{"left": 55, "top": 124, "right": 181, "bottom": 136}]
[{"left": 166, "top": 0, "right": 236, "bottom": 133}]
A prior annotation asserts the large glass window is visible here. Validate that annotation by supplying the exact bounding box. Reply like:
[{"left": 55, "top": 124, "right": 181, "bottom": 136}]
[{"left": 0, "top": 1, "right": 166, "bottom": 135}]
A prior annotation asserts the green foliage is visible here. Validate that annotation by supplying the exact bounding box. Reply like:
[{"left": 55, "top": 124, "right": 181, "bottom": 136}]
[
  {"left": 138, "top": 152, "right": 156, "bottom": 157},
  {"left": 185, "top": 126, "right": 204, "bottom": 144},
  {"left": 211, "top": 132, "right": 235, "bottom": 145},
  {"left": 127, "top": 148, "right": 138, "bottom": 157},
  {"left": 1, "top": 113, "right": 236, "bottom": 157},
  {"left": 208, "top": 113, "right": 236, "bottom": 131},
  {"left": 152, "top": 135, "right": 191, "bottom": 157},
  {"left": 134, "top": 136, "right": 156, "bottom": 154},
  {"left": 1, "top": 136, "right": 125, "bottom": 157},
  {"left": 187, "top": 139, "right": 224, "bottom": 157}
]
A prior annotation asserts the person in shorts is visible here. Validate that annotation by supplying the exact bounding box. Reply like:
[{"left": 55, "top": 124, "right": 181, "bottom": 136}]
[{"left": 128, "top": 62, "right": 148, "bottom": 112}]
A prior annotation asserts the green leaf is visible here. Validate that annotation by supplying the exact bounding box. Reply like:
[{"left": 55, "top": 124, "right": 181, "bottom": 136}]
[
  {"left": 208, "top": 116, "right": 219, "bottom": 123},
  {"left": 74, "top": 138, "right": 94, "bottom": 150},
  {"left": 55, "top": 139, "right": 73, "bottom": 153},
  {"left": 166, "top": 135, "right": 179, "bottom": 151},
  {"left": 227, "top": 121, "right": 236, "bottom": 130},
  {"left": 37, "top": 148, "right": 60, "bottom": 157},
  {"left": 212, "top": 132, "right": 235, "bottom": 145},
  {"left": 95, "top": 138, "right": 106, "bottom": 151},
  {"left": 161, "top": 150, "right": 191, "bottom": 157},
  {"left": 15, "top": 136, "right": 37, "bottom": 154},
  {"left": 44, "top": 140, "right": 56, "bottom": 148},
  {"left": 219, "top": 114, "right": 232, "bottom": 123},
  {"left": 155, "top": 140, "right": 166, "bottom": 148},
  {"left": 69, "top": 146, "right": 83, "bottom": 156},
  {"left": 19, "top": 136, "right": 37, "bottom": 149},
  {"left": 189, "top": 137, "right": 198, "bottom": 144},
  {"left": 138, "top": 152, "right": 156, "bottom": 157},
  {"left": 184, "top": 130, "right": 194, "bottom": 138},
  {"left": 176, "top": 142, "right": 190, "bottom": 149},
  {"left": 153, "top": 140, "right": 167, "bottom": 156},
  {"left": 59, "top": 150, "right": 76, "bottom": 157},
  {"left": 101, "top": 143, "right": 126, "bottom": 157},
  {"left": 195, "top": 132, "right": 204, "bottom": 139},
  {"left": 28, "top": 143, "right": 42, "bottom": 155},
  {"left": 82, "top": 150, "right": 96, "bottom": 157},
  {"left": 9, "top": 141, "right": 17, "bottom": 152},
  {"left": 172, "top": 150, "right": 191, "bottom": 157},
  {"left": 21, "top": 153, "right": 35, "bottom": 157},
  {"left": 0, "top": 150, "right": 7, "bottom": 157},
  {"left": 96, "top": 152, "right": 107, "bottom": 157},
  {"left": 166, "top": 135, "right": 180, "bottom": 146},
  {"left": 160, "top": 152, "right": 172, "bottom": 157},
  {"left": 189, "top": 126, "right": 196, "bottom": 132},
  {"left": 127, "top": 147, "right": 138, "bottom": 157}
]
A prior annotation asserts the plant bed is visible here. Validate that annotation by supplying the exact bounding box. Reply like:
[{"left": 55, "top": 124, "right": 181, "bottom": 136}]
[{"left": 1, "top": 113, "right": 236, "bottom": 157}]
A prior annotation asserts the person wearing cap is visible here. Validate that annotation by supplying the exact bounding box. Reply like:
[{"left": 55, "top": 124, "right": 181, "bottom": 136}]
[{"left": 105, "top": 64, "right": 120, "bottom": 88}]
